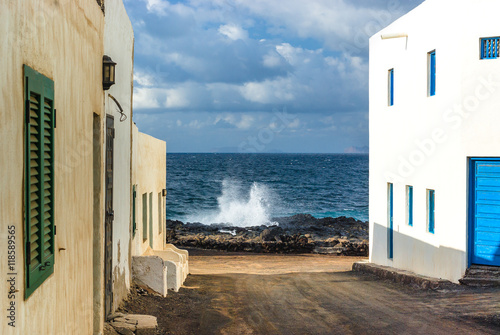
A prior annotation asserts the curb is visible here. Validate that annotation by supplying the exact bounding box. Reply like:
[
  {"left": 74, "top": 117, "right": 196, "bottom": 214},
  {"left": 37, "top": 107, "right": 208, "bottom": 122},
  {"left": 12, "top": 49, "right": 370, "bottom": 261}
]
[{"left": 352, "top": 261, "right": 453, "bottom": 290}]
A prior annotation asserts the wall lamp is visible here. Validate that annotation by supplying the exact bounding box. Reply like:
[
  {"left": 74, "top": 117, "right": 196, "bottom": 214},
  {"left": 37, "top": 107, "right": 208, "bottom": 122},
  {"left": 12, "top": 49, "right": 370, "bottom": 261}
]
[
  {"left": 162, "top": 189, "right": 167, "bottom": 197},
  {"left": 103, "top": 55, "right": 116, "bottom": 90}
]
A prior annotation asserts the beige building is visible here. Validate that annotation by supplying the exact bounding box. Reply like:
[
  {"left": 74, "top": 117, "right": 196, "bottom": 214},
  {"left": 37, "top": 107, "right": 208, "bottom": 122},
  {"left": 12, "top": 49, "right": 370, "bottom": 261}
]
[
  {"left": 0, "top": 0, "right": 104, "bottom": 334},
  {"left": 0, "top": 1, "right": 172, "bottom": 334},
  {"left": 132, "top": 125, "right": 168, "bottom": 256}
]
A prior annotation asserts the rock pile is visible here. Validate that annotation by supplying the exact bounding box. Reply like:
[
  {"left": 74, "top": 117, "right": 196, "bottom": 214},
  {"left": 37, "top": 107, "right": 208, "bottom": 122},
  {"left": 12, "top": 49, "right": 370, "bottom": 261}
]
[
  {"left": 105, "top": 312, "right": 157, "bottom": 335},
  {"left": 166, "top": 214, "right": 368, "bottom": 256}
]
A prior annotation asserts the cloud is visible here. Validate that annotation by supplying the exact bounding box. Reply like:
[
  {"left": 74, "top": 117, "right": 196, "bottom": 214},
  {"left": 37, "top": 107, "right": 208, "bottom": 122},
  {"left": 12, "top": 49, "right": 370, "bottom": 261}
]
[
  {"left": 131, "top": 110, "right": 369, "bottom": 153},
  {"left": 262, "top": 50, "right": 285, "bottom": 68},
  {"left": 239, "top": 77, "right": 296, "bottom": 104},
  {"left": 231, "top": 0, "right": 423, "bottom": 56},
  {"left": 214, "top": 113, "right": 255, "bottom": 129},
  {"left": 123, "top": 0, "right": 424, "bottom": 152},
  {"left": 144, "top": 0, "right": 194, "bottom": 17},
  {"left": 165, "top": 88, "right": 189, "bottom": 108},
  {"left": 218, "top": 23, "right": 248, "bottom": 41},
  {"left": 133, "top": 87, "right": 162, "bottom": 109},
  {"left": 134, "top": 70, "right": 156, "bottom": 87}
]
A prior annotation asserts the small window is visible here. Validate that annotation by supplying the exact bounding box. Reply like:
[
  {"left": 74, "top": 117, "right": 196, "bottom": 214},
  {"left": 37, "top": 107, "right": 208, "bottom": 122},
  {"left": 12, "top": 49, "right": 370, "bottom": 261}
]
[
  {"left": 142, "top": 193, "right": 148, "bottom": 241},
  {"left": 387, "top": 183, "right": 394, "bottom": 259},
  {"left": 406, "top": 186, "right": 413, "bottom": 227},
  {"left": 427, "top": 189, "right": 435, "bottom": 234},
  {"left": 388, "top": 69, "right": 394, "bottom": 106},
  {"left": 158, "top": 192, "right": 163, "bottom": 234},
  {"left": 481, "top": 37, "right": 499, "bottom": 59},
  {"left": 428, "top": 51, "right": 436, "bottom": 96},
  {"left": 132, "top": 185, "right": 137, "bottom": 236},
  {"left": 24, "top": 65, "right": 56, "bottom": 299},
  {"left": 149, "top": 193, "right": 153, "bottom": 248}
]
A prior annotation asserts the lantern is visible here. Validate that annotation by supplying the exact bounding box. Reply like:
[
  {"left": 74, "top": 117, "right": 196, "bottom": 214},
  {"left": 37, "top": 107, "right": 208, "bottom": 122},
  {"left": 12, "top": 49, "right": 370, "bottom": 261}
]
[{"left": 102, "top": 55, "right": 116, "bottom": 90}]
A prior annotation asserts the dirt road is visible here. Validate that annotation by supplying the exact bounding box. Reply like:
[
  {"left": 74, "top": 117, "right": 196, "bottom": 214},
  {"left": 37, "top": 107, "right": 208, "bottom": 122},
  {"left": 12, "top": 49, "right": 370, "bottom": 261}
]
[{"left": 120, "top": 249, "right": 500, "bottom": 334}]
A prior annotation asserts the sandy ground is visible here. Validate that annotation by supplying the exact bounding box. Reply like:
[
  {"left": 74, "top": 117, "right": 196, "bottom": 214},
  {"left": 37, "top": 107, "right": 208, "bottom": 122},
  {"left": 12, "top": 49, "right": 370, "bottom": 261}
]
[
  {"left": 187, "top": 248, "right": 366, "bottom": 275},
  {"left": 119, "top": 249, "right": 500, "bottom": 335}
]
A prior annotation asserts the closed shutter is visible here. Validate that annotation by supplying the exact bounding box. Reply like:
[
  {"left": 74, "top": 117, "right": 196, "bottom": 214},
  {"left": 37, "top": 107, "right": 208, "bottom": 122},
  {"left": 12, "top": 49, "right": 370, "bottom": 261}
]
[
  {"left": 24, "top": 65, "right": 55, "bottom": 299},
  {"left": 471, "top": 159, "right": 500, "bottom": 266}
]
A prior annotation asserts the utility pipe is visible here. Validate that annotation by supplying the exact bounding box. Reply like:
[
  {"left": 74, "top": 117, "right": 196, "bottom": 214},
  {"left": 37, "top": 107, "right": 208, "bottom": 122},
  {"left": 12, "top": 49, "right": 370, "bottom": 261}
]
[{"left": 381, "top": 33, "right": 408, "bottom": 40}]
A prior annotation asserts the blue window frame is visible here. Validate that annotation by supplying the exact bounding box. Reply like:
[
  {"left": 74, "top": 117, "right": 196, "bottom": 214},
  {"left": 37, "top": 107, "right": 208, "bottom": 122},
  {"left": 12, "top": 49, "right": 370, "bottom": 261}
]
[
  {"left": 388, "top": 183, "right": 394, "bottom": 259},
  {"left": 427, "top": 189, "right": 435, "bottom": 234},
  {"left": 481, "top": 37, "right": 499, "bottom": 59},
  {"left": 407, "top": 186, "right": 413, "bottom": 227},
  {"left": 388, "top": 69, "right": 394, "bottom": 106},
  {"left": 429, "top": 51, "right": 436, "bottom": 96}
]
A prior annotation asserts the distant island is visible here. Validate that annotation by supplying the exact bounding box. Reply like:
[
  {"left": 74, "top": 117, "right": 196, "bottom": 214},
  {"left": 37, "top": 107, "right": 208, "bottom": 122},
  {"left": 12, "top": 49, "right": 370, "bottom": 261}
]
[{"left": 344, "top": 146, "right": 369, "bottom": 154}]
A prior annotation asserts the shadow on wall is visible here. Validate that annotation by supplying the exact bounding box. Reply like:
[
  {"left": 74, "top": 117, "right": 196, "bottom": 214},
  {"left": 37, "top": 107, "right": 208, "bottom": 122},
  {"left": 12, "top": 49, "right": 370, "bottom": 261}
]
[
  {"left": 371, "top": 222, "right": 466, "bottom": 282},
  {"left": 494, "top": 244, "right": 500, "bottom": 266},
  {"left": 473, "top": 238, "right": 500, "bottom": 267}
]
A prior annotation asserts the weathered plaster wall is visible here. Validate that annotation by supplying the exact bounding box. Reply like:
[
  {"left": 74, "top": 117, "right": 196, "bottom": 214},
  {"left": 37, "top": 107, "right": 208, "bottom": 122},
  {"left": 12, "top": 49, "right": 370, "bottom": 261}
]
[
  {"left": 369, "top": 0, "right": 500, "bottom": 282},
  {"left": 0, "top": 0, "right": 104, "bottom": 334},
  {"left": 104, "top": 0, "right": 135, "bottom": 315},
  {"left": 132, "top": 124, "right": 167, "bottom": 256}
]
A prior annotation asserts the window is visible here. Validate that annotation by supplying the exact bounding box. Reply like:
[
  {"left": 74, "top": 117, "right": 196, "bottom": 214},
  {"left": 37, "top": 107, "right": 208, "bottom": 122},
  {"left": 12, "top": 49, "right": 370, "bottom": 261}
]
[
  {"left": 24, "top": 65, "right": 55, "bottom": 298},
  {"left": 481, "top": 37, "right": 499, "bottom": 59},
  {"left": 149, "top": 193, "right": 153, "bottom": 247},
  {"left": 387, "top": 183, "right": 394, "bottom": 259},
  {"left": 132, "top": 185, "right": 137, "bottom": 236},
  {"left": 142, "top": 193, "right": 147, "bottom": 241},
  {"left": 427, "top": 189, "right": 435, "bottom": 234},
  {"left": 428, "top": 51, "right": 436, "bottom": 96},
  {"left": 388, "top": 69, "right": 394, "bottom": 106},
  {"left": 406, "top": 186, "right": 413, "bottom": 227},
  {"left": 158, "top": 192, "right": 163, "bottom": 234}
]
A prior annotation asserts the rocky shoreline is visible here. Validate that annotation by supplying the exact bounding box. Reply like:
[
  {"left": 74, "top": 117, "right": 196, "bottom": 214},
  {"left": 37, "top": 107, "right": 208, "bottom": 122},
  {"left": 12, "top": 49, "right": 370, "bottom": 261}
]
[{"left": 166, "top": 214, "right": 369, "bottom": 256}]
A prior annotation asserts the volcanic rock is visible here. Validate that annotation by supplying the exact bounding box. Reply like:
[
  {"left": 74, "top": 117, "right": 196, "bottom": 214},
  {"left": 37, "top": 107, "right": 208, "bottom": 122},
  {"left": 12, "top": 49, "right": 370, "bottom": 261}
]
[{"left": 166, "top": 214, "right": 368, "bottom": 256}]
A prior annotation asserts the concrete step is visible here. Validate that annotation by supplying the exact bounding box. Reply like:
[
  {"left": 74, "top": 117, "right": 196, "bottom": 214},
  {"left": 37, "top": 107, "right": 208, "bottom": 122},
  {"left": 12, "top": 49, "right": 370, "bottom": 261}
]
[
  {"left": 460, "top": 265, "right": 500, "bottom": 287},
  {"left": 459, "top": 277, "right": 500, "bottom": 287}
]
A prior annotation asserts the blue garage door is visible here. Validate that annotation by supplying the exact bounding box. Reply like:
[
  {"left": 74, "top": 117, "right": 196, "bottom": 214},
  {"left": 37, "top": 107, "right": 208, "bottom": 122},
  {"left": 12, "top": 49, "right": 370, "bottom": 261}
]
[{"left": 471, "top": 159, "right": 500, "bottom": 266}]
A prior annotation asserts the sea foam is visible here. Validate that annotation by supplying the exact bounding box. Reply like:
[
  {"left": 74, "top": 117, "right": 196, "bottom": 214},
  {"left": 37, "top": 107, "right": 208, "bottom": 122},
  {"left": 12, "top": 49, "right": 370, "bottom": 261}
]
[{"left": 186, "top": 179, "right": 275, "bottom": 227}]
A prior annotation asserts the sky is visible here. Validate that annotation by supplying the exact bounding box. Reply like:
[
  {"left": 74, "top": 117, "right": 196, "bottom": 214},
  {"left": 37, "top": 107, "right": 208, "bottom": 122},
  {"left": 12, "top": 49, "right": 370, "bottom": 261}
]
[{"left": 123, "top": 0, "right": 425, "bottom": 153}]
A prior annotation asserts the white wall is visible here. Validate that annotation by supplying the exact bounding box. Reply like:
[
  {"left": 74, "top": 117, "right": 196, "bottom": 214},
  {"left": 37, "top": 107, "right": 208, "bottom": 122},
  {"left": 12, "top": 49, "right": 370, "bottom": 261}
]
[
  {"left": 369, "top": 0, "right": 500, "bottom": 282},
  {"left": 104, "top": 0, "right": 135, "bottom": 313}
]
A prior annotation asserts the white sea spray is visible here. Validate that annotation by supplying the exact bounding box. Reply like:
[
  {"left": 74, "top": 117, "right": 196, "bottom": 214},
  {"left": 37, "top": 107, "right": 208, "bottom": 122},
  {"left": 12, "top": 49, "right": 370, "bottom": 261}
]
[{"left": 186, "top": 179, "right": 276, "bottom": 227}]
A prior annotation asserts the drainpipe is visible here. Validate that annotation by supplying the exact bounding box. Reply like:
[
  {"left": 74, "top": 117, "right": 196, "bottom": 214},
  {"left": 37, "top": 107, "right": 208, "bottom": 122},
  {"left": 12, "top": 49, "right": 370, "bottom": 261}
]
[
  {"left": 381, "top": 33, "right": 408, "bottom": 40},
  {"left": 381, "top": 33, "right": 408, "bottom": 49}
]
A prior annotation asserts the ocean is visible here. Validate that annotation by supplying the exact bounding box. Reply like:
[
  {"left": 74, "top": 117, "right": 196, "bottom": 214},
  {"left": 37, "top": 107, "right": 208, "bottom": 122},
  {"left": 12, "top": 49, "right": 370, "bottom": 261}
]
[{"left": 166, "top": 153, "right": 368, "bottom": 226}]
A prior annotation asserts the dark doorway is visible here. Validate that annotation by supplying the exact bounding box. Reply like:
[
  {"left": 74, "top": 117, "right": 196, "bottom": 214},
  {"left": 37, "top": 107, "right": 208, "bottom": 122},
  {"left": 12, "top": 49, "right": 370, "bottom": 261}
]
[{"left": 104, "top": 115, "right": 115, "bottom": 317}]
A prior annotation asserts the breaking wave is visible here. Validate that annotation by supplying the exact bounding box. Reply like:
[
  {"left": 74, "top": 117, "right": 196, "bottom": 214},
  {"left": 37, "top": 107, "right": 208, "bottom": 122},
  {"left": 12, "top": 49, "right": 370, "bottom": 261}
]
[{"left": 185, "top": 179, "right": 276, "bottom": 227}]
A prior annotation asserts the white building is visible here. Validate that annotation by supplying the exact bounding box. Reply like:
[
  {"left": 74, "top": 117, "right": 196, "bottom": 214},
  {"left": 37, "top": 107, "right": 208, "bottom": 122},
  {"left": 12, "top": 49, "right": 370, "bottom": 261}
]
[
  {"left": 101, "top": 0, "right": 135, "bottom": 326},
  {"left": 369, "top": 0, "right": 500, "bottom": 283}
]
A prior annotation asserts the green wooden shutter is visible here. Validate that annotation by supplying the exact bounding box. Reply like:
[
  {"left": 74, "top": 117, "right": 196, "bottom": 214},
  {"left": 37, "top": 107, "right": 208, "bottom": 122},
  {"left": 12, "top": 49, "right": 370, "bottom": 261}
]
[{"left": 24, "top": 65, "right": 55, "bottom": 299}]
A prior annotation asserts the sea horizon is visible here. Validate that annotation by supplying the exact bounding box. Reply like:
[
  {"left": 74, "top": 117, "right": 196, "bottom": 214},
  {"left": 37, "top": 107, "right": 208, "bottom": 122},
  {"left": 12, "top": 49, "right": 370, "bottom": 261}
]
[
  {"left": 166, "top": 153, "right": 369, "bottom": 225},
  {"left": 167, "top": 152, "right": 369, "bottom": 155}
]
